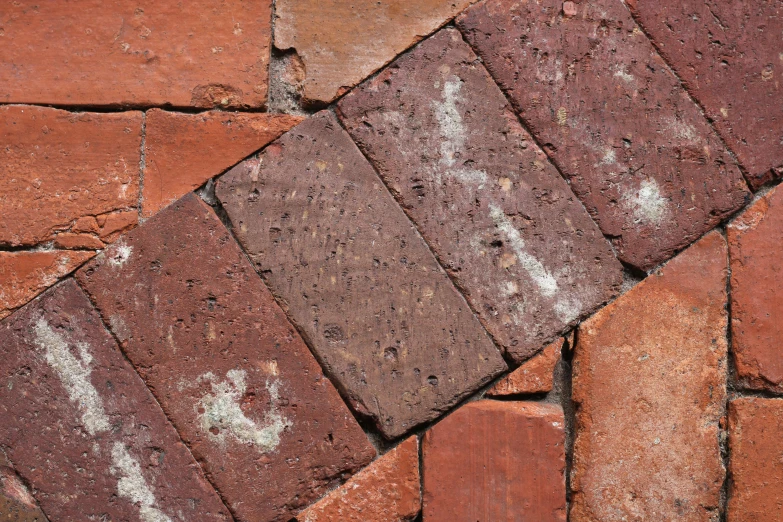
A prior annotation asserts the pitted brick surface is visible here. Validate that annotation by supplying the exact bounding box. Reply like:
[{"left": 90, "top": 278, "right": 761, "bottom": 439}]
[
  {"left": 487, "top": 338, "right": 562, "bottom": 396},
  {"left": 0, "top": 454, "right": 46, "bottom": 522}
]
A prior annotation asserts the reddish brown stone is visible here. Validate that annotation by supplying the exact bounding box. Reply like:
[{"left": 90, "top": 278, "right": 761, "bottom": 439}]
[
  {"left": 338, "top": 28, "right": 621, "bottom": 361},
  {"left": 571, "top": 231, "right": 728, "bottom": 521},
  {"left": 216, "top": 112, "right": 507, "bottom": 439},
  {"left": 728, "top": 398, "right": 783, "bottom": 521},
  {"left": 96, "top": 209, "right": 139, "bottom": 242},
  {"left": 142, "top": 110, "right": 303, "bottom": 217},
  {"left": 0, "top": 1, "right": 271, "bottom": 108},
  {"left": 627, "top": 0, "right": 783, "bottom": 188},
  {"left": 487, "top": 339, "right": 562, "bottom": 397},
  {"left": 53, "top": 232, "right": 105, "bottom": 250},
  {"left": 76, "top": 193, "right": 375, "bottom": 522},
  {"left": 457, "top": 0, "right": 749, "bottom": 270},
  {"left": 0, "top": 105, "right": 142, "bottom": 246},
  {"left": 297, "top": 436, "right": 420, "bottom": 522},
  {"left": 0, "top": 454, "right": 46, "bottom": 522},
  {"left": 423, "top": 401, "right": 566, "bottom": 521},
  {"left": 728, "top": 186, "right": 783, "bottom": 392},
  {"left": 0, "top": 280, "right": 230, "bottom": 521}
]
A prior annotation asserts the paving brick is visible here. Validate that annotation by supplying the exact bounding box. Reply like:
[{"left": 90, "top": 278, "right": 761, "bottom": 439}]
[
  {"left": 142, "top": 110, "right": 303, "bottom": 217},
  {"left": 0, "top": 454, "right": 46, "bottom": 522},
  {"left": 0, "top": 280, "right": 230, "bottom": 521},
  {"left": 0, "top": 1, "right": 270, "bottom": 108},
  {"left": 274, "top": 0, "right": 474, "bottom": 105},
  {"left": 297, "top": 436, "right": 420, "bottom": 522},
  {"left": 571, "top": 231, "right": 728, "bottom": 521},
  {"left": 457, "top": 0, "right": 749, "bottom": 271},
  {"left": 76, "top": 193, "right": 375, "bottom": 521},
  {"left": 0, "top": 106, "right": 142, "bottom": 247},
  {"left": 728, "top": 398, "right": 783, "bottom": 522},
  {"left": 487, "top": 338, "right": 562, "bottom": 397},
  {"left": 216, "top": 112, "right": 507, "bottom": 439},
  {"left": 627, "top": 0, "right": 783, "bottom": 188},
  {"left": 339, "top": 28, "right": 621, "bottom": 362},
  {"left": 728, "top": 186, "right": 783, "bottom": 392},
  {"left": 423, "top": 401, "right": 566, "bottom": 521}
]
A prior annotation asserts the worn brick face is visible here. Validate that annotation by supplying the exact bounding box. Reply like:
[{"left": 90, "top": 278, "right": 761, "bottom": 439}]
[
  {"left": 487, "top": 338, "right": 562, "bottom": 397},
  {"left": 339, "top": 28, "right": 621, "bottom": 362},
  {"left": 76, "top": 193, "right": 375, "bottom": 522},
  {"left": 457, "top": 0, "right": 749, "bottom": 270},
  {"left": 0, "top": 454, "right": 46, "bottom": 522},
  {"left": 0, "top": 280, "right": 231, "bottom": 521},
  {"left": 571, "top": 231, "right": 728, "bottom": 521}
]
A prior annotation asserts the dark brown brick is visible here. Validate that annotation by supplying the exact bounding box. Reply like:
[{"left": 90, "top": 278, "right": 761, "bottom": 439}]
[
  {"left": 0, "top": 453, "right": 47, "bottom": 522},
  {"left": 216, "top": 112, "right": 507, "bottom": 439}
]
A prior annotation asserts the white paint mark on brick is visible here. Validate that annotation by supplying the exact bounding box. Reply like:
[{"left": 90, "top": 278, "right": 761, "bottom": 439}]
[
  {"left": 107, "top": 240, "right": 133, "bottom": 268},
  {"left": 111, "top": 442, "right": 172, "bottom": 522},
  {"left": 623, "top": 179, "right": 669, "bottom": 226}
]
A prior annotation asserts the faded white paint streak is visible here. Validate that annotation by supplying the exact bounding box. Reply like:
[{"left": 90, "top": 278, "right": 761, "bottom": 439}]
[
  {"left": 111, "top": 443, "right": 172, "bottom": 522},
  {"left": 623, "top": 179, "right": 669, "bottom": 225}
]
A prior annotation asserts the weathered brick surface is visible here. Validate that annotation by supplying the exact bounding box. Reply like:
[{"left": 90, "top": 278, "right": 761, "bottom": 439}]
[
  {"left": 216, "top": 112, "right": 507, "bottom": 439},
  {"left": 0, "top": 106, "right": 142, "bottom": 247},
  {"left": 142, "top": 110, "right": 303, "bottom": 217},
  {"left": 0, "top": 454, "right": 46, "bottom": 522},
  {"left": 77, "top": 193, "right": 375, "bottom": 521},
  {"left": 728, "top": 398, "right": 783, "bottom": 522},
  {"left": 728, "top": 186, "right": 783, "bottom": 392},
  {"left": 0, "top": 280, "right": 231, "bottom": 521},
  {"left": 297, "top": 436, "right": 420, "bottom": 522},
  {"left": 457, "top": 0, "right": 749, "bottom": 270},
  {"left": 0, "top": 1, "right": 271, "bottom": 108},
  {"left": 487, "top": 338, "right": 562, "bottom": 397},
  {"left": 423, "top": 401, "right": 566, "bottom": 521},
  {"left": 627, "top": 0, "right": 783, "bottom": 188},
  {"left": 571, "top": 231, "right": 728, "bottom": 521},
  {"left": 339, "top": 28, "right": 621, "bottom": 362}
]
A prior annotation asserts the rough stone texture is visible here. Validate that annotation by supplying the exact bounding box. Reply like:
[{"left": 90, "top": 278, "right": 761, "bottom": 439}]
[
  {"left": 297, "top": 436, "right": 420, "bottom": 522},
  {"left": 457, "top": 0, "right": 749, "bottom": 271},
  {"left": 339, "top": 28, "right": 621, "bottom": 361},
  {"left": 142, "top": 110, "right": 303, "bottom": 217},
  {"left": 76, "top": 193, "right": 375, "bottom": 522},
  {"left": 727, "top": 398, "right": 783, "bottom": 522},
  {"left": 274, "top": 0, "right": 475, "bottom": 105},
  {"left": 571, "top": 231, "right": 728, "bottom": 521},
  {"left": 627, "top": 0, "right": 783, "bottom": 188},
  {"left": 0, "top": 280, "right": 230, "bottom": 521},
  {"left": 0, "top": 1, "right": 271, "bottom": 108},
  {"left": 0, "top": 105, "right": 142, "bottom": 247},
  {"left": 728, "top": 186, "right": 783, "bottom": 392},
  {"left": 423, "top": 401, "right": 566, "bottom": 521},
  {"left": 487, "top": 338, "right": 562, "bottom": 396},
  {"left": 0, "top": 251, "right": 95, "bottom": 320},
  {"left": 217, "top": 112, "right": 507, "bottom": 439},
  {"left": 0, "top": 454, "right": 46, "bottom": 522}
]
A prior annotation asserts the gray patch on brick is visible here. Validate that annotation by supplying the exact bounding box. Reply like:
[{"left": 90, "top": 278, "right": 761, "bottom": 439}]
[{"left": 110, "top": 442, "right": 172, "bottom": 522}]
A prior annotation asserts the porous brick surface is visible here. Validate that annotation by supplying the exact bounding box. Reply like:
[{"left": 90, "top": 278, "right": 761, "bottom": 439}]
[
  {"left": 216, "top": 111, "right": 507, "bottom": 439},
  {"left": 457, "top": 0, "right": 749, "bottom": 270},
  {"left": 76, "top": 193, "right": 375, "bottom": 522},
  {"left": 487, "top": 338, "right": 562, "bottom": 397},
  {"left": 338, "top": 28, "right": 621, "bottom": 362},
  {"left": 0, "top": 455, "right": 46, "bottom": 522},
  {"left": 571, "top": 231, "right": 728, "bottom": 521}
]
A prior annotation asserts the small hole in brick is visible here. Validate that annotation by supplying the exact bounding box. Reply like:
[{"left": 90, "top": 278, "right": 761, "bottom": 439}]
[
  {"left": 427, "top": 375, "right": 439, "bottom": 386},
  {"left": 384, "top": 347, "right": 398, "bottom": 361}
]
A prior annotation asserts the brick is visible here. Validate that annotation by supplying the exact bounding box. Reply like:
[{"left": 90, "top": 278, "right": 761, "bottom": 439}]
[
  {"left": 627, "top": 0, "right": 783, "bottom": 188},
  {"left": 0, "top": 280, "right": 230, "bottom": 521},
  {"left": 142, "top": 110, "right": 303, "bottom": 217},
  {"left": 0, "top": 1, "right": 270, "bottom": 108},
  {"left": 339, "top": 28, "right": 621, "bottom": 361},
  {"left": 297, "top": 436, "right": 420, "bottom": 522},
  {"left": 53, "top": 232, "right": 105, "bottom": 250},
  {"left": 487, "top": 338, "right": 562, "bottom": 397},
  {"left": 0, "top": 454, "right": 46, "bottom": 522},
  {"left": 728, "top": 186, "right": 783, "bottom": 392},
  {"left": 423, "top": 401, "right": 566, "bottom": 521},
  {"left": 0, "top": 250, "right": 95, "bottom": 319},
  {"left": 96, "top": 209, "right": 139, "bottom": 242},
  {"left": 76, "top": 193, "right": 375, "bottom": 522},
  {"left": 571, "top": 231, "right": 728, "bottom": 521},
  {"left": 457, "top": 0, "right": 749, "bottom": 270},
  {"left": 0, "top": 106, "right": 142, "bottom": 246},
  {"left": 274, "top": 0, "right": 474, "bottom": 104},
  {"left": 216, "top": 112, "right": 507, "bottom": 439},
  {"left": 728, "top": 398, "right": 783, "bottom": 522}
]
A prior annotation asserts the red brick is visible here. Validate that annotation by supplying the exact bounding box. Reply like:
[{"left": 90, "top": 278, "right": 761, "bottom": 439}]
[
  {"left": 53, "top": 232, "right": 105, "bottom": 250},
  {"left": 0, "top": 1, "right": 271, "bottom": 108},
  {"left": 339, "top": 28, "right": 621, "bottom": 362},
  {"left": 142, "top": 110, "right": 303, "bottom": 217},
  {"left": 728, "top": 398, "right": 783, "bottom": 522},
  {"left": 0, "top": 280, "right": 230, "bottom": 521},
  {"left": 728, "top": 186, "right": 783, "bottom": 392},
  {"left": 97, "top": 209, "right": 139, "bottom": 242},
  {"left": 0, "top": 105, "right": 142, "bottom": 246},
  {"left": 571, "top": 231, "right": 728, "bottom": 521},
  {"left": 487, "top": 338, "right": 562, "bottom": 397},
  {"left": 297, "top": 436, "right": 420, "bottom": 522},
  {"left": 0, "top": 455, "right": 46, "bottom": 522},
  {"left": 423, "top": 401, "right": 566, "bottom": 521},
  {"left": 76, "top": 193, "right": 375, "bottom": 522},
  {"left": 216, "top": 112, "right": 507, "bottom": 439},
  {"left": 457, "top": 0, "right": 749, "bottom": 270},
  {"left": 627, "top": 0, "right": 783, "bottom": 188}
]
